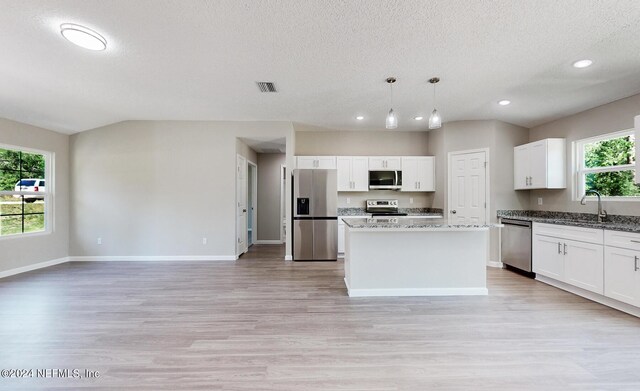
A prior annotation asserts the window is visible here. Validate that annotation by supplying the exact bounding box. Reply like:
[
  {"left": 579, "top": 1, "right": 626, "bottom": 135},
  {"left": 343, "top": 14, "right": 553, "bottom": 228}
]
[
  {"left": 0, "top": 145, "right": 50, "bottom": 237},
  {"left": 575, "top": 129, "right": 639, "bottom": 200}
]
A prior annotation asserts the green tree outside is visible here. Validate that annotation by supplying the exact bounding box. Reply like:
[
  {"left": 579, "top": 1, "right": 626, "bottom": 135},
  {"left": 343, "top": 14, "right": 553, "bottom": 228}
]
[
  {"left": 584, "top": 135, "right": 640, "bottom": 197},
  {"left": 0, "top": 148, "right": 45, "bottom": 191}
]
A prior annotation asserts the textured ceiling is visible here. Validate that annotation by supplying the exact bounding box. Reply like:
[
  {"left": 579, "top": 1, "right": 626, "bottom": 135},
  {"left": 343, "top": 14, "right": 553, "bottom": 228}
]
[{"left": 1, "top": 0, "right": 640, "bottom": 134}]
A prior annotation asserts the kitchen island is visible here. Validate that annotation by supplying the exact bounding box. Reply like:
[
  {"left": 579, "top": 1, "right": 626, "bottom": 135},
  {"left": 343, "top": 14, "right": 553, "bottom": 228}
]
[{"left": 342, "top": 217, "right": 502, "bottom": 297}]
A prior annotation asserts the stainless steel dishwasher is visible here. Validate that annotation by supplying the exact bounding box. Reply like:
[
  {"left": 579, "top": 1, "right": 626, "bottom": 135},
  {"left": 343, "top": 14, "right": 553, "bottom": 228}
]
[{"left": 501, "top": 218, "right": 533, "bottom": 273}]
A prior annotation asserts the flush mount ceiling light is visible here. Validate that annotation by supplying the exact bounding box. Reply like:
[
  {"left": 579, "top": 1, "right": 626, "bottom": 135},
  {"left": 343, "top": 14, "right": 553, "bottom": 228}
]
[
  {"left": 498, "top": 99, "right": 511, "bottom": 106},
  {"left": 356, "top": 115, "right": 364, "bottom": 120},
  {"left": 385, "top": 77, "right": 398, "bottom": 129},
  {"left": 414, "top": 116, "right": 424, "bottom": 121},
  {"left": 60, "top": 23, "right": 107, "bottom": 51},
  {"left": 572, "top": 59, "right": 593, "bottom": 68},
  {"left": 428, "top": 77, "right": 442, "bottom": 129}
]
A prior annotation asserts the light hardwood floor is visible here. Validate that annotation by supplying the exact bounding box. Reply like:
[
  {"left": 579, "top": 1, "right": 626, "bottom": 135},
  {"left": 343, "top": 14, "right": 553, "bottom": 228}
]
[{"left": 1, "top": 244, "right": 640, "bottom": 390}]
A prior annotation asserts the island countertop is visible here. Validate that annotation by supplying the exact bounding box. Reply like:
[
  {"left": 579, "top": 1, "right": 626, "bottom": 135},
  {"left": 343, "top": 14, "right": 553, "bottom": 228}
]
[{"left": 342, "top": 217, "right": 503, "bottom": 231}]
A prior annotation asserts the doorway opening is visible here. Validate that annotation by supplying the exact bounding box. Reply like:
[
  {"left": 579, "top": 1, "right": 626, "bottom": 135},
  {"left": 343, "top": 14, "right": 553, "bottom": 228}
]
[
  {"left": 247, "top": 161, "right": 257, "bottom": 247},
  {"left": 236, "top": 137, "right": 287, "bottom": 259}
]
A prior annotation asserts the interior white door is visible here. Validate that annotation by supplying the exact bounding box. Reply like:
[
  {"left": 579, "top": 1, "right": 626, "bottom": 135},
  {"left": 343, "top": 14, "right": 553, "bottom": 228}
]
[
  {"left": 236, "top": 154, "right": 247, "bottom": 255},
  {"left": 448, "top": 151, "right": 486, "bottom": 223}
]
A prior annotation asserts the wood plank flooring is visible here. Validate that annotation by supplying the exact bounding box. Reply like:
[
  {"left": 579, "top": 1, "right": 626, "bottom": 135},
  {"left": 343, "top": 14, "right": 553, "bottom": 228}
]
[{"left": 1, "top": 244, "right": 640, "bottom": 390}]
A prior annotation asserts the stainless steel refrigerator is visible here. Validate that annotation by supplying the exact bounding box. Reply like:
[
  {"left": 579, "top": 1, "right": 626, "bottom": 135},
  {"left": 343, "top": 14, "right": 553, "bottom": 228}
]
[{"left": 292, "top": 169, "right": 338, "bottom": 261}]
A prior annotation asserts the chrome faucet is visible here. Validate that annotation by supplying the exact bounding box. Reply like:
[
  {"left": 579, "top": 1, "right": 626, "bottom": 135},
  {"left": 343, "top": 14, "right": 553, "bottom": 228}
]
[{"left": 580, "top": 190, "right": 607, "bottom": 222}]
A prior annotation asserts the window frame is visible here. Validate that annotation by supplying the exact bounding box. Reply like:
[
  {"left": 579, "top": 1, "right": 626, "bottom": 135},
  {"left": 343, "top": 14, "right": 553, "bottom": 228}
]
[
  {"left": 0, "top": 143, "right": 53, "bottom": 239},
  {"left": 574, "top": 128, "right": 638, "bottom": 202}
]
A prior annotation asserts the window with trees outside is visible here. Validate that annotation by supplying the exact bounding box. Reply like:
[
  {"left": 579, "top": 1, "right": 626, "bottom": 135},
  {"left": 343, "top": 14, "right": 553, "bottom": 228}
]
[
  {"left": 575, "top": 129, "right": 639, "bottom": 200},
  {"left": 0, "top": 145, "right": 50, "bottom": 237}
]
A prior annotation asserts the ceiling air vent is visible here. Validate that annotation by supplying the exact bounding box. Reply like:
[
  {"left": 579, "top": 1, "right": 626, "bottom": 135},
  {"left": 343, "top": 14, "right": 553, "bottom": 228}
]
[{"left": 256, "top": 82, "right": 277, "bottom": 93}]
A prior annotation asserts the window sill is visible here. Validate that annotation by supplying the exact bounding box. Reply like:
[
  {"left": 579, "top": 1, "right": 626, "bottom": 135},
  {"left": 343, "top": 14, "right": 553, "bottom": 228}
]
[{"left": 0, "top": 230, "right": 52, "bottom": 241}]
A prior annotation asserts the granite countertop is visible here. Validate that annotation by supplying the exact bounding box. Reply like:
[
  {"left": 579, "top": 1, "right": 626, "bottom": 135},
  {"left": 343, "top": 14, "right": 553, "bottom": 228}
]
[
  {"left": 497, "top": 210, "right": 640, "bottom": 233},
  {"left": 342, "top": 217, "right": 502, "bottom": 231},
  {"left": 338, "top": 207, "right": 444, "bottom": 218}
]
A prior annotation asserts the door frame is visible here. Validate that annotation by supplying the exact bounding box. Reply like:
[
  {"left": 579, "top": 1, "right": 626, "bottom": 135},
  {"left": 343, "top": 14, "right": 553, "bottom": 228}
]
[
  {"left": 247, "top": 160, "right": 258, "bottom": 247},
  {"left": 447, "top": 148, "right": 490, "bottom": 224},
  {"left": 280, "top": 164, "right": 286, "bottom": 243},
  {"left": 236, "top": 154, "right": 247, "bottom": 256}
]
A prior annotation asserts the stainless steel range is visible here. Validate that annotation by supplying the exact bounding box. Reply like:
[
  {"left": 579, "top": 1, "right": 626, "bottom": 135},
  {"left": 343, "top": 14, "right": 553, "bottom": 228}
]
[{"left": 366, "top": 199, "right": 408, "bottom": 217}]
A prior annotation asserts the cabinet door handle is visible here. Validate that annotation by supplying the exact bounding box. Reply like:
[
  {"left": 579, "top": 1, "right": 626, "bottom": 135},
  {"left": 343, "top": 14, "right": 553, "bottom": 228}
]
[
  {"left": 557, "top": 242, "right": 562, "bottom": 254},
  {"left": 563, "top": 243, "right": 567, "bottom": 255},
  {"left": 630, "top": 240, "right": 640, "bottom": 243},
  {"left": 635, "top": 256, "right": 639, "bottom": 272}
]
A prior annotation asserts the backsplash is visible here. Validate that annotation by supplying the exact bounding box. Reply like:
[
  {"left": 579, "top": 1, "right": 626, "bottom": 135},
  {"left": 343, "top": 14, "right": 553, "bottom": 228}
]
[
  {"left": 339, "top": 207, "right": 443, "bottom": 216},
  {"left": 337, "top": 191, "right": 434, "bottom": 208}
]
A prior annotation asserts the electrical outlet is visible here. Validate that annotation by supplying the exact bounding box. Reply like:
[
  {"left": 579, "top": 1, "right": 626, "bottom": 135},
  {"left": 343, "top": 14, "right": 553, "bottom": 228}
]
[
  {"left": 346, "top": 197, "right": 350, "bottom": 204},
  {"left": 538, "top": 197, "right": 543, "bottom": 206},
  {"left": 409, "top": 197, "right": 414, "bottom": 204},
  {"left": 202, "top": 237, "right": 207, "bottom": 245},
  {"left": 97, "top": 237, "right": 102, "bottom": 245}
]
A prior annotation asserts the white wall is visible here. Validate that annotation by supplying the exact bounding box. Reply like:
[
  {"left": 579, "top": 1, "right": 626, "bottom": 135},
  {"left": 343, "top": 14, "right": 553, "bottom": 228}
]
[
  {"left": 294, "top": 124, "right": 430, "bottom": 156},
  {"left": 0, "top": 118, "right": 69, "bottom": 274},
  {"left": 257, "top": 153, "right": 286, "bottom": 241},
  {"left": 428, "top": 120, "right": 530, "bottom": 263},
  {"left": 70, "top": 120, "right": 294, "bottom": 259},
  {"left": 529, "top": 93, "right": 640, "bottom": 216}
]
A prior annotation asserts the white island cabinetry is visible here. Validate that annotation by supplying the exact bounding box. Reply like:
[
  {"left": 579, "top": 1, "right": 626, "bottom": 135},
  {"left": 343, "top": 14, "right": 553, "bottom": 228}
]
[{"left": 343, "top": 218, "right": 500, "bottom": 297}]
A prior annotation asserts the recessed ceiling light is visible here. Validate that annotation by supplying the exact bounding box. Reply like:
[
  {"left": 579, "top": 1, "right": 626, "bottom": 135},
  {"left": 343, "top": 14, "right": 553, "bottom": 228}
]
[
  {"left": 572, "top": 59, "right": 593, "bottom": 68},
  {"left": 498, "top": 100, "right": 511, "bottom": 106},
  {"left": 355, "top": 116, "right": 364, "bottom": 120},
  {"left": 60, "top": 23, "right": 107, "bottom": 51},
  {"left": 414, "top": 116, "right": 424, "bottom": 121}
]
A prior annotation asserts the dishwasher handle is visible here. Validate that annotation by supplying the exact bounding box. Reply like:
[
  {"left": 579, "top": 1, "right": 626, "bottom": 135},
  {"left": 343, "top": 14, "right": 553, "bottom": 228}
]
[{"left": 501, "top": 218, "right": 532, "bottom": 228}]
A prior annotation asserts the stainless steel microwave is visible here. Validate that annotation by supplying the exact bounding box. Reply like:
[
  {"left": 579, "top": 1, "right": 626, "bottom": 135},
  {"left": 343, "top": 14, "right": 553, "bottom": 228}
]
[{"left": 369, "top": 170, "right": 402, "bottom": 190}]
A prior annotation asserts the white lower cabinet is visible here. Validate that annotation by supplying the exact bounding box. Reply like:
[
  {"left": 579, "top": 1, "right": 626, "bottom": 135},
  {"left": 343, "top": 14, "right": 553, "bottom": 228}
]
[
  {"left": 338, "top": 222, "right": 345, "bottom": 254},
  {"left": 563, "top": 239, "right": 604, "bottom": 294},
  {"left": 533, "top": 222, "right": 640, "bottom": 316},
  {"left": 532, "top": 234, "right": 564, "bottom": 280},
  {"left": 604, "top": 229, "right": 640, "bottom": 307},
  {"left": 532, "top": 223, "right": 604, "bottom": 295}
]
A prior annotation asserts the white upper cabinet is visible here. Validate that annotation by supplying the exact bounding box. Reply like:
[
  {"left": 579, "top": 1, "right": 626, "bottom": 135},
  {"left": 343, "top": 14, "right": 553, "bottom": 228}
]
[
  {"left": 513, "top": 138, "right": 566, "bottom": 190},
  {"left": 337, "top": 156, "right": 369, "bottom": 192},
  {"left": 401, "top": 156, "right": 435, "bottom": 192},
  {"left": 368, "top": 156, "right": 401, "bottom": 171},
  {"left": 296, "top": 156, "right": 337, "bottom": 169}
]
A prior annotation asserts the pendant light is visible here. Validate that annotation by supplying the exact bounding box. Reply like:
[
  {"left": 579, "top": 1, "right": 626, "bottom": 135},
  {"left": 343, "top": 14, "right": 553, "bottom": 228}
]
[
  {"left": 385, "top": 77, "right": 398, "bottom": 129},
  {"left": 428, "top": 77, "right": 442, "bottom": 129}
]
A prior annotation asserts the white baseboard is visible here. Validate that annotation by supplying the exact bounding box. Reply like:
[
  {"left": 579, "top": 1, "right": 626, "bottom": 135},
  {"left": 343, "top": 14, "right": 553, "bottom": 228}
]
[
  {"left": 70, "top": 255, "right": 237, "bottom": 262},
  {"left": 487, "top": 260, "right": 504, "bottom": 268},
  {"left": 344, "top": 278, "right": 487, "bottom": 297},
  {"left": 253, "top": 240, "right": 284, "bottom": 245},
  {"left": 0, "top": 257, "right": 69, "bottom": 279},
  {"left": 284, "top": 255, "right": 292, "bottom": 261},
  {"left": 536, "top": 275, "right": 640, "bottom": 318}
]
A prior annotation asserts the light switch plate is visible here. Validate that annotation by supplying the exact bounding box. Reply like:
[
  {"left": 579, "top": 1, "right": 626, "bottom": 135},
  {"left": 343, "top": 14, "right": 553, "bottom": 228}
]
[
  {"left": 538, "top": 197, "right": 543, "bottom": 205},
  {"left": 346, "top": 197, "right": 350, "bottom": 204},
  {"left": 409, "top": 197, "right": 414, "bottom": 204}
]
